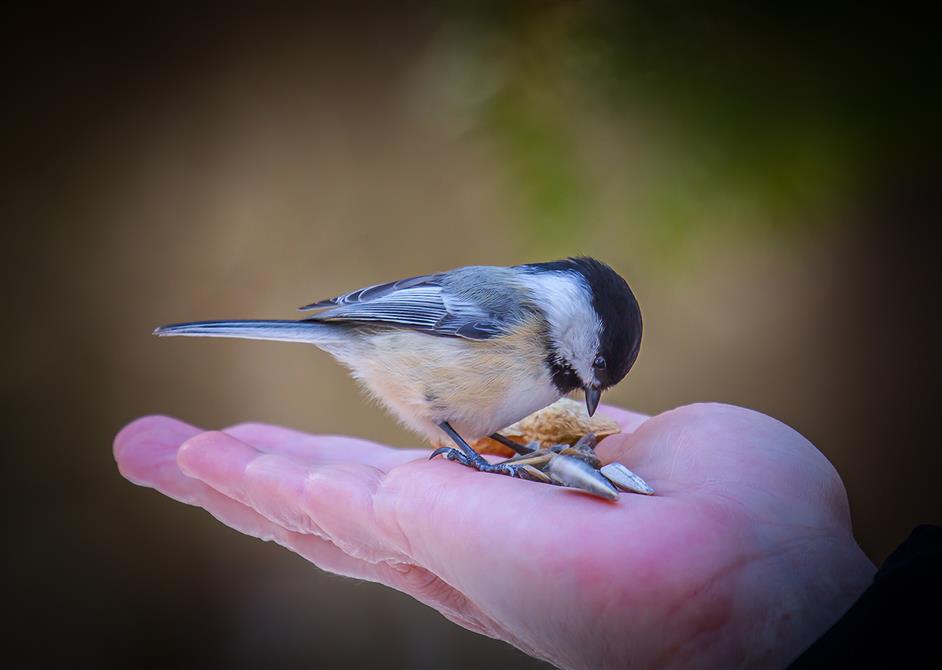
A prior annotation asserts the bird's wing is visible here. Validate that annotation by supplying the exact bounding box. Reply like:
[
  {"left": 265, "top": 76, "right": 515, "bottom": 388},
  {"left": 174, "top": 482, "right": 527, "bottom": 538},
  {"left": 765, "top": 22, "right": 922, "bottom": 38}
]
[
  {"left": 299, "top": 274, "right": 508, "bottom": 340},
  {"left": 298, "top": 273, "right": 439, "bottom": 310}
]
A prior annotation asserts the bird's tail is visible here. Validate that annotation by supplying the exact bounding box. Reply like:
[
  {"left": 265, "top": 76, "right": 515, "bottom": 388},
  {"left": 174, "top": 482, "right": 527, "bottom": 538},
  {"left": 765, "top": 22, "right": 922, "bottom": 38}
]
[{"left": 154, "top": 319, "right": 336, "bottom": 345}]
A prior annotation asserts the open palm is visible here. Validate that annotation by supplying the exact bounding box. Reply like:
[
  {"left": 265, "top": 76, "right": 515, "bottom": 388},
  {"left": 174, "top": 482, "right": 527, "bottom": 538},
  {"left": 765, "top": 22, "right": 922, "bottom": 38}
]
[{"left": 114, "top": 403, "right": 874, "bottom": 669}]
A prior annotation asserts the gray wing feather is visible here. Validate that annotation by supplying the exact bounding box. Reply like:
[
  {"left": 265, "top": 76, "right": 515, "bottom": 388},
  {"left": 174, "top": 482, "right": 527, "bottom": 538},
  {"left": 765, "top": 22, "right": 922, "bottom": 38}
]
[
  {"left": 299, "top": 272, "right": 511, "bottom": 340},
  {"left": 298, "top": 274, "right": 440, "bottom": 310}
]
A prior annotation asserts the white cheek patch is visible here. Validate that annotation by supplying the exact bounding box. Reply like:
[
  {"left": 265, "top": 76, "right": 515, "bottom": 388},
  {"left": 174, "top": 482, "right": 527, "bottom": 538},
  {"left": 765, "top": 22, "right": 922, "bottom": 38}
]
[{"left": 523, "top": 271, "right": 601, "bottom": 385}]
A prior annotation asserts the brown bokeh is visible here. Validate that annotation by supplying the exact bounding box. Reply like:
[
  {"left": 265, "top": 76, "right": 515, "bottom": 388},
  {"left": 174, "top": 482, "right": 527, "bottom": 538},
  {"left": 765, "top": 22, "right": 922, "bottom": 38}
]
[{"left": 4, "top": 4, "right": 937, "bottom": 669}]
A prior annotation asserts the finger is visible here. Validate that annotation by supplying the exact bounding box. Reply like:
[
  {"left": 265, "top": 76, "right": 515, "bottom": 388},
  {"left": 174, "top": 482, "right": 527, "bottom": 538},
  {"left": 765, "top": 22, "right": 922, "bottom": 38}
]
[
  {"left": 115, "top": 416, "right": 304, "bottom": 538},
  {"left": 116, "top": 418, "right": 497, "bottom": 634},
  {"left": 177, "top": 431, "right": 408, "bottom": 563},
  {"left": 223, "top": 422, "right": 388, "bottom": 460},
  {"left": 592, "top": 404, "right": 651, "bottom": 467},
  {"left": 598, "top": 403, "right": 649, "bottom": 433},
  {"left": 223, "top": 422, "right": 431, "bottom": 471},
  {"left": 114, "top": 418, "right": 412, "bottom": 578},
  {"left": 114, "top": 415, "right": 205, "bottom": 502}
]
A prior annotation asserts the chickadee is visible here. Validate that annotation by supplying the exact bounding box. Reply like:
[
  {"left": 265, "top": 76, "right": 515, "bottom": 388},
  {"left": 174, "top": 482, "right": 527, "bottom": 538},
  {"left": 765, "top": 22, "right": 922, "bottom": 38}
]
[{"left": 155, "top": 257, "right": 642, "bottom": 478}]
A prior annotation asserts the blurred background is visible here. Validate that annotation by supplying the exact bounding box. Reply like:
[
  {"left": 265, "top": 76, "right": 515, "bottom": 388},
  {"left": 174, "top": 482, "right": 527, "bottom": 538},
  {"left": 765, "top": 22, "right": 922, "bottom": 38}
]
[{"left": 4, "top": 2, "right": 938, "bottom": 668}]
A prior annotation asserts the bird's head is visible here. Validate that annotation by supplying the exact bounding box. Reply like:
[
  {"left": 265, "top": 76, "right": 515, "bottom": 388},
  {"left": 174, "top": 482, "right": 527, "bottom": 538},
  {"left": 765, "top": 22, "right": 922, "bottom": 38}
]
[{"left": 524, "top": 257, "right": 642, "bottom": 416}]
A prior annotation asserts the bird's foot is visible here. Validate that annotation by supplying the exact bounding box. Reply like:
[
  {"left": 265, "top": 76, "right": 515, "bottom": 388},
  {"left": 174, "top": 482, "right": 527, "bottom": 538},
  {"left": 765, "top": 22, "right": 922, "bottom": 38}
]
[{"left": 429, "top": 447, "right": 534, "bottom": 479}]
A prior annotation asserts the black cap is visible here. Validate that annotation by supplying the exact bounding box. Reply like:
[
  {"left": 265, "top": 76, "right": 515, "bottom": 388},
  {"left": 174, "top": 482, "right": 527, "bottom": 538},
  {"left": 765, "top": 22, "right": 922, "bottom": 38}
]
[{"left": 533, "top": 257, "right": 642, "bottom": 392}]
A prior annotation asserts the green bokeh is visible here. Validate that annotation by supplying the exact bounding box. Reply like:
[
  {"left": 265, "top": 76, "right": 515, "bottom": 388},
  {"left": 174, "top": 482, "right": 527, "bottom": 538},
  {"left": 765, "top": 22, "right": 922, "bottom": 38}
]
[{"left": 444, "top": 1, "right": 933, "bottom": 253}]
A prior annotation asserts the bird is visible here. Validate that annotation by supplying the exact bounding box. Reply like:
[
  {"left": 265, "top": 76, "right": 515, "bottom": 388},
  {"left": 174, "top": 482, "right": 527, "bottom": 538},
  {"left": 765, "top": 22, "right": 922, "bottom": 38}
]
[{"left": 154, "top": 257, "right": 642, "bottom": 478}]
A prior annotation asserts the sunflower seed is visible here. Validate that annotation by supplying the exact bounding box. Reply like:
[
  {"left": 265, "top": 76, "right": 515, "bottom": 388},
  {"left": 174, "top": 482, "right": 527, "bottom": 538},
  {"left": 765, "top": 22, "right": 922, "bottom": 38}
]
[
  {"left": 557, "top": 447, "right": 602, "bottom": 469},
  {"left": 546, "top": 454, "right": 620, "bottom": 501},
  {"left": 600, "top": 462, "right": 655, "bottom": 495}
]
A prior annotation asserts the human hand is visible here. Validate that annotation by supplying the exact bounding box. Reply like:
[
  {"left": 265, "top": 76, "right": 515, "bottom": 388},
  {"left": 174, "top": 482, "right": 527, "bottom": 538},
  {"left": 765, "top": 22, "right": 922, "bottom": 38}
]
[{"left": 114, "top": 403, "right": 875, "bottom": 669}]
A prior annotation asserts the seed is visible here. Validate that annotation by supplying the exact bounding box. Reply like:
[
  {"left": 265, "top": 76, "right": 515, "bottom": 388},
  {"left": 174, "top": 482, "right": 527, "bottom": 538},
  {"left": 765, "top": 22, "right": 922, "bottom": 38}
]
[
  {"left": 600, "top": 462, "right": 655, "bottom": 495},
  {"left": 557, "top": 447, "right": 602, "bottom": 469},
  {"left": 546, "top": 454, "right": 620, "bottom": 501}
]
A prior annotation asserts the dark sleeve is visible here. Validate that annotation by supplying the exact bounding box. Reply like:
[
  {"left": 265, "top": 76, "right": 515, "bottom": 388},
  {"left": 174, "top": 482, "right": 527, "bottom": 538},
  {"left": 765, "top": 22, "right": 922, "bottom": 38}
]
[{"left": 788, "top": 524, "right": 941, "bottom": 668}]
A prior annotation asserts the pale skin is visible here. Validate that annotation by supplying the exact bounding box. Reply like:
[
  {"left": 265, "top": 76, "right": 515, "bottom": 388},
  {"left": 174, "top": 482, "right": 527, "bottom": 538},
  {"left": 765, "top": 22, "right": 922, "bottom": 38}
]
[{"left": 114, "top": 402, "right": 876, "bottom": 669}]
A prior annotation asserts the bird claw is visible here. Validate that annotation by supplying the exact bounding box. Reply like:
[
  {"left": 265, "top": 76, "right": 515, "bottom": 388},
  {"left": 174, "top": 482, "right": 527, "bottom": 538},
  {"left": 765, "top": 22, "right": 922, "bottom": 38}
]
[
  {"left": 429, "top": 446, "right": 530, "bottom": 478},
  {"left": 429, "top": 446, "right": 472, "bottom": 466},
  {"left": 433, "top": 423, "right": 652, "bottom": 500}
]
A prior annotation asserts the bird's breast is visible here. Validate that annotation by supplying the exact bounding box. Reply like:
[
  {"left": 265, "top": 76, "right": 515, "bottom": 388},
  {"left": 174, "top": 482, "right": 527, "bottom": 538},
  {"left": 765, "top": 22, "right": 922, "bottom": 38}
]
[{"left": 339, "top": 320, "right": 562, "bottom": 441}]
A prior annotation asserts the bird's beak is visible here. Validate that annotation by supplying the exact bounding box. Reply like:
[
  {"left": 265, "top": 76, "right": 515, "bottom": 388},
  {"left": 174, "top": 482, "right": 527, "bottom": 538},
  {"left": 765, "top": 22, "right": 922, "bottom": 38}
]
[{"left": 584, "top": 385, "right": 602, "bottom": 417}]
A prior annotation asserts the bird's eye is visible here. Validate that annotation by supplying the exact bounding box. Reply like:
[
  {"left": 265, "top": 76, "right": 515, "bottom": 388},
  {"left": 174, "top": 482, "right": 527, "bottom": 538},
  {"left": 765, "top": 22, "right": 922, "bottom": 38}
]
[{"left": 593, "top": 355, "right": 606, "bottom": 370}]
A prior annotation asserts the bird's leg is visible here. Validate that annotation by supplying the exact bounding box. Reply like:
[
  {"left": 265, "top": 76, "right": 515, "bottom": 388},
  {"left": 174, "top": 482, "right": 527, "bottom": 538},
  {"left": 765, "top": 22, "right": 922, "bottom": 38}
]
[
  {"left": 430, "top": 422, "right": 533, "bottom": 478},
  {"left": 488, "top": 432, "right": 536, "bottom": 456}
]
